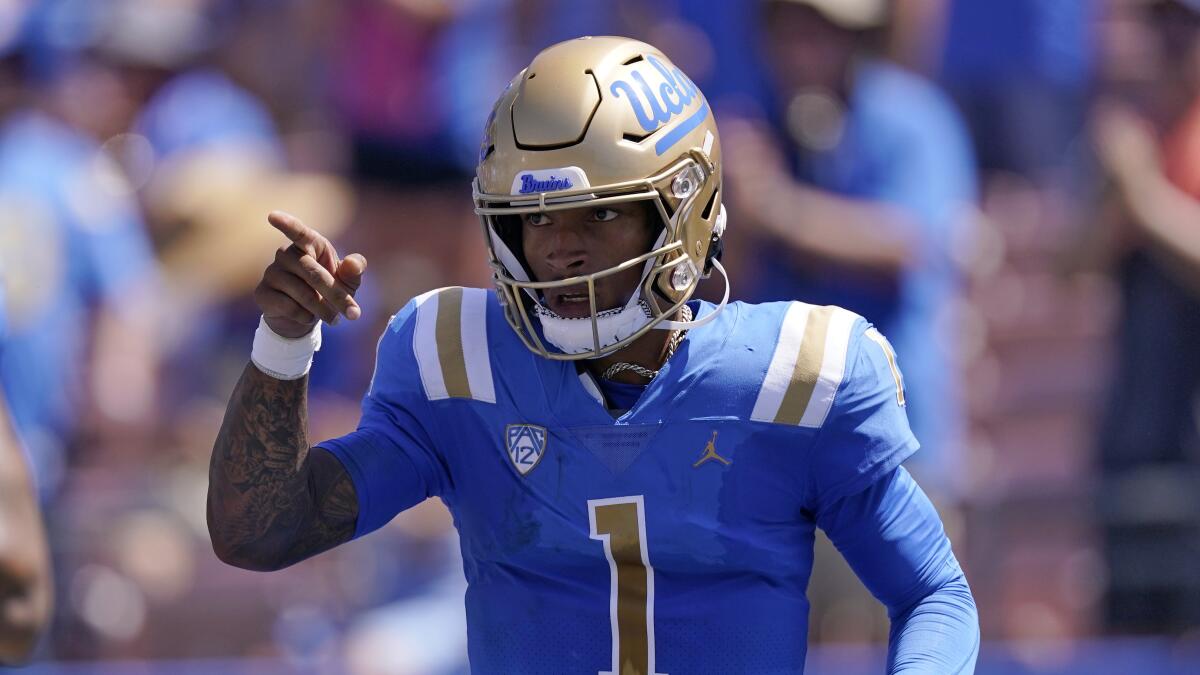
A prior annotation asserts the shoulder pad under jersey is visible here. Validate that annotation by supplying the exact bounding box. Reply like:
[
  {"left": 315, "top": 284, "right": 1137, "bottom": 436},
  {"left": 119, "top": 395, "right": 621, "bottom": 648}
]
[
  {"left": 749, "top": 302, "right": 862, "bottom": 428},
  {"left": 404, "top": 286, "right": 497, "bottom": 404}
]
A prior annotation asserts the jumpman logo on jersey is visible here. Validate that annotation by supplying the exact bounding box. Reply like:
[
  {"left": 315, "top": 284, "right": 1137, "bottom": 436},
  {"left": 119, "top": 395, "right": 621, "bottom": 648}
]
[{"left": 693, "top": 431, "right": 731, "bottom": 468}]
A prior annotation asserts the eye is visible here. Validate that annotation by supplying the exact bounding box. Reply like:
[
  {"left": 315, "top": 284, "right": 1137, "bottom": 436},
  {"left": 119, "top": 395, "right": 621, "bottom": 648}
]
[
  {"left": 592, "top": 208, "right": 619, "bottom": 222},
  {"left": 526, "top": 212, "right": 552, "bottom": 227}
]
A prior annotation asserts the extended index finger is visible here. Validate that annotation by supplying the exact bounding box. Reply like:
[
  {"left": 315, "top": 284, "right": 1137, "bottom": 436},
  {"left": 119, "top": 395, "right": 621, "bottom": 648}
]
[{"left": 268, "top": 211, "right": 321, "bottom": 254}]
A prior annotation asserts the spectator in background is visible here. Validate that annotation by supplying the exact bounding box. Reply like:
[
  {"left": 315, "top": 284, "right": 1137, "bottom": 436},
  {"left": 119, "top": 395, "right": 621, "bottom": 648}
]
[
  {"left": 937, "top": 0, "right": 1097, "bottom": 181},
  {"left": 1086, "top": 0, "right": 1200, "bottom": 635},
  {"left": 612, "top": 0, "right": 776, "bottom": 115},
  {"left": 324, "top": 0, "right": 498, "bottom": 310},
  {"left": 61, "top": 0, "right": 364, "bottom": 408},
  {"left": 0, "top": 291, "right": 53, "bottom": 666},
  {"left": 725, "top": 0, "right": 977, "bottom": 496},
  {"left": 330, "top": 0, "right": 463, "bottom": 184},
  {"left": 0, "top": 7, "right": 162, "bottom": 496}
]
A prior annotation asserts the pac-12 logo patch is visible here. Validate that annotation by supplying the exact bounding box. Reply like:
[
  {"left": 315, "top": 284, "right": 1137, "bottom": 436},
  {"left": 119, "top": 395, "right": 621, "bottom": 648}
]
[{"left": 505, "top": 424, "right": 547, "bottom": 476}]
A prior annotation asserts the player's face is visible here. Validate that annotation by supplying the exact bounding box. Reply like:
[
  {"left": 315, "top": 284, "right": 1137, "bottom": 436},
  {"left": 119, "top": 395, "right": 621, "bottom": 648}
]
[{"left": 521, "top": 201, "right": 657, "bottom": 318}]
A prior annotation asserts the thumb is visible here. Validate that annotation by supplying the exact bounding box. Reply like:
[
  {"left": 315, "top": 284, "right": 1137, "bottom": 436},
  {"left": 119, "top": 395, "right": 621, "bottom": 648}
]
[{"left": 336, "top": 253, "right": 367, "bottom": 292}]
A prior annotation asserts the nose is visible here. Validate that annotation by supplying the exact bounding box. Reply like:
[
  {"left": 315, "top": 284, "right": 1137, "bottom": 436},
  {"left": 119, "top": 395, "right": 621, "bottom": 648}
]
[{"left": 543, "top": 223, "right": 588, "bottom": 277}]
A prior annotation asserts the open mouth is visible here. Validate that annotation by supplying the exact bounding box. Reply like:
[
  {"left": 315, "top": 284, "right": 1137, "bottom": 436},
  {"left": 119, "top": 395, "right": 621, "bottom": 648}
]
[{"left": 549, "top": 289, "right": 592, "bottom": 317}]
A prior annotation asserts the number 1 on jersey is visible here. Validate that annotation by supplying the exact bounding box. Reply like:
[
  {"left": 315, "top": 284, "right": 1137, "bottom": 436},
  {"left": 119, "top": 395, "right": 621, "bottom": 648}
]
[{"left": 588, "top": 496, "right": 666, "bottom": 675}]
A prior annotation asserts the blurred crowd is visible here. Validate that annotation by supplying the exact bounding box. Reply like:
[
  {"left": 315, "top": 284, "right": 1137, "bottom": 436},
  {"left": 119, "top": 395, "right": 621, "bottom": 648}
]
[{"left": 1, "top": 0, "right": 1200, "bottom": 673}]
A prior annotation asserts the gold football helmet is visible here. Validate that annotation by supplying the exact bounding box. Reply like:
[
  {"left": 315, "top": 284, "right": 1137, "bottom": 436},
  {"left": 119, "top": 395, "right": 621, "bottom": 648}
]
[{"left": 473, "top": 35, "right": 728, "bottom": 360}]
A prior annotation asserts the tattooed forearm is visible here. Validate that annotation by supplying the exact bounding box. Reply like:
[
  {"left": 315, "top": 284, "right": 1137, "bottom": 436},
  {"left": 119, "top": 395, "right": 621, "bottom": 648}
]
[{"left": 207, "top": 363, "right": 358, "bottom": 571}]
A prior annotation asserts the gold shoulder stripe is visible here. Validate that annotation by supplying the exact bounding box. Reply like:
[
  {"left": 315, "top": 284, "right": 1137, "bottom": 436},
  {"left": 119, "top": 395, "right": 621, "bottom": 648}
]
[
  {"left": 773, "top": 306, "right": 833, "bottom": 425},
  {"left": 434, "top": 287, "right": 471, "bottom": 399},
  {"left": 750, "top": 304, "right": 859, "bottom": 428},
  {"left": 413, "top": 287, "right": 495, "bottom": 402}
]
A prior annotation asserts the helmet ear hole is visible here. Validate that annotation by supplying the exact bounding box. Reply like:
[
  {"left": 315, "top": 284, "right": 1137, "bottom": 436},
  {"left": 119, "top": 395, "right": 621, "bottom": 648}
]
[
  {"left": 700, "top": 188, "right": 718, "bottom": 221},
  {"left": 702, "top": 193, "right": 723, "bottom": 275},
  {"left": 705, "top": 231, "right": 725, "bottom": 276}
]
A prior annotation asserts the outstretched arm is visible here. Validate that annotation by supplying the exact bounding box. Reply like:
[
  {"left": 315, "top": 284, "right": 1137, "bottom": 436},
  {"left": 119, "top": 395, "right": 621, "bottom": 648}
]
[
  {"left": 208, "top": 364, "right": 358, "bottom": 571},
  {"left": 818, "top": 467, "right": 979, "bottom": 674},
  {"left": 208, "top": 211, "right": 367, "bottom": 571}
]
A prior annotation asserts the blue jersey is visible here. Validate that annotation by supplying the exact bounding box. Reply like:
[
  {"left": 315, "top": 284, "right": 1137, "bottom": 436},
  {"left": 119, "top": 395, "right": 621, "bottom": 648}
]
[{"left": 320, "top": 289, "right": 939, "bottom": 674}]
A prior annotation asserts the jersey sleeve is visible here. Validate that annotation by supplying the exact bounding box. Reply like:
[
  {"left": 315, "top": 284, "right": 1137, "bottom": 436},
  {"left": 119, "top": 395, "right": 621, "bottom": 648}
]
[
  {"left": 817, "top": 466, "right": 979, "bottom": 673},
  {"left": 807, "top": 321, "right": 920, "bottom": 507},
  {"left": 316, "top": 299, "right": 452, "bottom": 539}
]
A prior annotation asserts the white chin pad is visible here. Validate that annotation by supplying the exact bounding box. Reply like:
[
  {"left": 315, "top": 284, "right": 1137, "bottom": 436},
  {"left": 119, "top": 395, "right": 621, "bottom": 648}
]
[{"left": 534, "top": 296, "right": 653, "bottom": 355}]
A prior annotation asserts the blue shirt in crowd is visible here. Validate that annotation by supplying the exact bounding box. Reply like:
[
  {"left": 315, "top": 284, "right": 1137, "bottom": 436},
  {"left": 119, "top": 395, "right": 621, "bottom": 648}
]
[
  {"left": 0, "top": 111, "right": 157, "bottom": 492},
  {"left": 940, "top": 0, "right": 1095, "bottom": 89}
]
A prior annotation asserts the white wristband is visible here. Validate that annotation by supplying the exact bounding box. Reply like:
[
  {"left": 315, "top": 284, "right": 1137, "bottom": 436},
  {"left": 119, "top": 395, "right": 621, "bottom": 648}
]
[{"left": 251, "top": 316, "right": 322, "bottom": 380}]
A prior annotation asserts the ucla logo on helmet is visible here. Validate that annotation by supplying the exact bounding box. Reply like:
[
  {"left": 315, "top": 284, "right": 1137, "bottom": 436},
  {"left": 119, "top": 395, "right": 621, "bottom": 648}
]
[
  {"left": 505, "top": 424, "right": 548, "bottom": 476},
  {"left": 609, "top": 54, "right": 710, "bottom": 155}
]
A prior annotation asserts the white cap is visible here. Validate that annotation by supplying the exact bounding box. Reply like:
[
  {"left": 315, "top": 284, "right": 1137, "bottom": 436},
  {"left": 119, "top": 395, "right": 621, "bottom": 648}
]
[{"left": 769, "top": 0, "right": 888, "bottom": 30}]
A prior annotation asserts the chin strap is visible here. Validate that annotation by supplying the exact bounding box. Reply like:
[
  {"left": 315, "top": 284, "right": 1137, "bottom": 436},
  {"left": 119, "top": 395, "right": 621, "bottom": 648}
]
[
  {"left": 653, "top": 258, "right": 729, "bottom": 331},
  {"left": 534, "top": 293, "right": 653, "bottom": 355},
  {"left": 533, "top": 258, "right": 729, "bottom": 356}
]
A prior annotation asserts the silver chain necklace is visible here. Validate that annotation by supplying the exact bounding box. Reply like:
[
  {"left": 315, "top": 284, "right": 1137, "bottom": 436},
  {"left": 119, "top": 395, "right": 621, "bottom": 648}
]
[{"left": 601, "top": 304, "right": 693, "bottom": 381}]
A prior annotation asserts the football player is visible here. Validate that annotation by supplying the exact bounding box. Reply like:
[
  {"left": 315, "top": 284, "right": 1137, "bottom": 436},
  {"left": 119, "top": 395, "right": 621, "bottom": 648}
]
[{"left": 209, "top": 37, "right": 979, "bottom": 673}]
